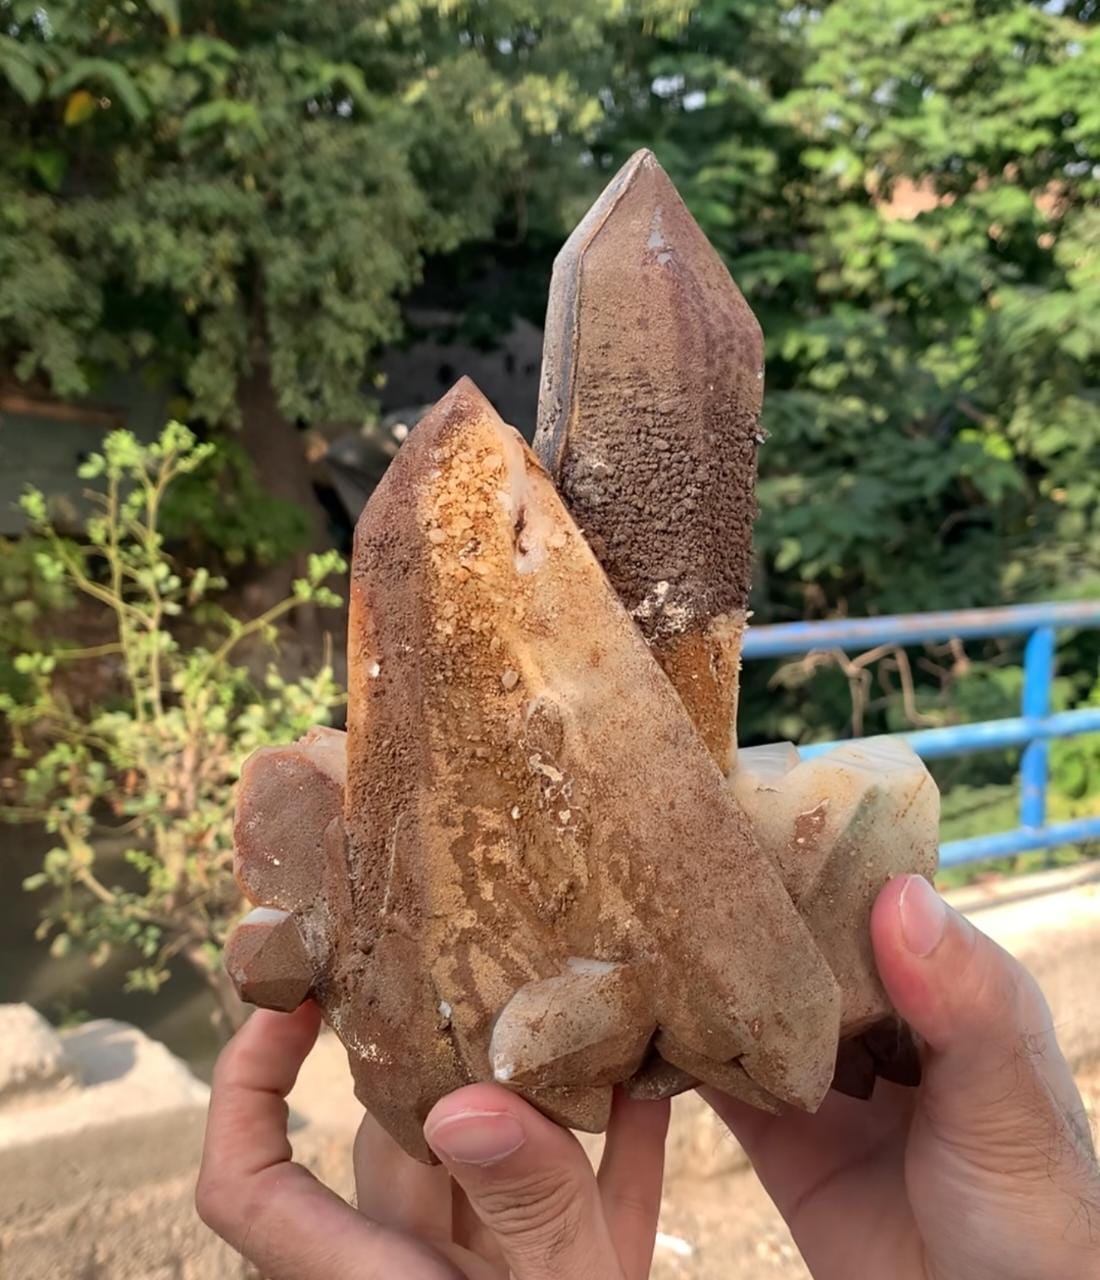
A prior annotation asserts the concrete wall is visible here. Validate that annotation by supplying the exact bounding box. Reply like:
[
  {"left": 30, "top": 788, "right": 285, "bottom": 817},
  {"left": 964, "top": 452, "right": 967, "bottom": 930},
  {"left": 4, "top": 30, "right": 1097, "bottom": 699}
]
[
  {"left": 2, "top": 861, "right": 1098, "bottom": 1278},
  {"left": 0, "top": 1010, "right": 352, "bottom": 1279},
  {"left": 0, "top": 372, "right": 170, "bottom": 536}
]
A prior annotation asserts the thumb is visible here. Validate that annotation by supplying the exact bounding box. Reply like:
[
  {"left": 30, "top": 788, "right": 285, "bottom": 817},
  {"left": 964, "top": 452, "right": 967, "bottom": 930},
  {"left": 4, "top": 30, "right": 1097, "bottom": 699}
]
[
  {"left": 871, "top": 874, "right": 1094, "bottom": 1172},
  {"left": 424, "top": 1084, "right": 625, "bottom": 1280}
]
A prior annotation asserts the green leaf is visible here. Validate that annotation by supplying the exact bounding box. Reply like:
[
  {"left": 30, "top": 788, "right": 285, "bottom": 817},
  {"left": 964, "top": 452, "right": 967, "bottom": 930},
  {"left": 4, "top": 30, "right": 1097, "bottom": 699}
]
[
  {"left": 51, "top": 59, "right": 148, "bottom": 123},
  {"left": 147, "top": 0, "right": 182, "bottom": 37},
  {"left": 0, "top": 37, "right": 43, "bottom": 104},
  {"left": 180, "top": 99, "right": 264, "bottom": 143},
  {"left": 28, "top": 148, "right": 67, "bottom": 191},
  {"left": 19, "top": 488, "right": 48, "bottom": 524}
]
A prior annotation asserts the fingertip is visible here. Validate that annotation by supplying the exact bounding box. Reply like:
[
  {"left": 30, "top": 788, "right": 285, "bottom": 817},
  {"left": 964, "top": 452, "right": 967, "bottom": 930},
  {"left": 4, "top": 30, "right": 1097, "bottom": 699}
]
[
  {"left": 870, "top": 871, "right": 909, "bottom": 939},
  {"left": 598, "top": 1089, "right": 670, "bottom": 1279},
  {"left": 242, "top": 998, "right": 323, "bottom": 1049},
  {"left": 608, "top": 1085, "right": 671, "bottom": 1140},
  {"left": 601, "top": 1087, "right": 670, "bottom": 1169},
  {"left": 424, "top": 1084, "right": 542, "bottom": 1168},
  {"left": 216, "top": 1000, "right": 323, "bottom": 1091},
  {"left": 425, "top": 1081, "right": 530, "bottom": 1130},
  {"left": 872, "top": 875, "right": 995, "bottom": 1055},
  {"left": 870, "top": 878, "right": 928, "bottom": 1031}
]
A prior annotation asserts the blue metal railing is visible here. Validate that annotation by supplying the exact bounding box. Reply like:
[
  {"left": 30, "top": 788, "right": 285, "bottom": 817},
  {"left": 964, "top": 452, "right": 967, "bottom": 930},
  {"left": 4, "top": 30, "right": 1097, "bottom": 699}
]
[{"left": 742, "top": 601, "right": 1100, "bottom": 867}]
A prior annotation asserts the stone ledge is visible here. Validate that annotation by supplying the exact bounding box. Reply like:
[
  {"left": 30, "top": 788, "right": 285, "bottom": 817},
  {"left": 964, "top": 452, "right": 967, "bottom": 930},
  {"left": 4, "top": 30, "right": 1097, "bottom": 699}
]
[
  {"left": 0, "top": 1016, "right": 353, "bottom": 1279},
  {"left": 0, "top": 1019, "right": 209, "bottom": 1230},
  {"left": 0, "top": 1004, "right": 76, "bottom": 1111}
]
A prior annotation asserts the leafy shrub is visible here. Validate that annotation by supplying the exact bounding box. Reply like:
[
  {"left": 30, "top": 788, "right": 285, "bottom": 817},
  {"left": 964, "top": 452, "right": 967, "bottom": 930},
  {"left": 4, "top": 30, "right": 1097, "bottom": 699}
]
[
  {"left": 0, "top": 534, "right": 74, "bottom": 699},
  {"left": 159, "top": 434, "right": 311, "bottom": 568},
  {"left": 2, "top": 424, "right": 345, "bottom": 1035}
]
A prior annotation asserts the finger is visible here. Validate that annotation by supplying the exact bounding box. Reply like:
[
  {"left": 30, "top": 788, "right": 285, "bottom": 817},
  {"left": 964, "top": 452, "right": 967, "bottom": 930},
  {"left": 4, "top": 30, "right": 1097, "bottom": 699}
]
[
  {"left": 197, "top": 1005, "right": 461, "bottom": 1280},
  {"left": 354, "top": 1109, "right": 454, "bottom": 1242},
  {"left": 452, "top": 1183, "right": 508, "bottom": 1269},
  {"left": 871, "top": 874, "right": 1096, "bottom": 1169},
  {"left": 702, "top": 1076, "right": 912, "bottom": 1211},
  {"left": 702, "top": 1079, "right": 916, "bottom": 1279},
  {"left": 425, "top": 1082, "right": 627, "bottom": 1280},
  {"left": 199, "top": 1004, "right": 321, "bottom": 1183},
  {"left": 597, "top": 1090, "right": 670, "bottom": 1280}
]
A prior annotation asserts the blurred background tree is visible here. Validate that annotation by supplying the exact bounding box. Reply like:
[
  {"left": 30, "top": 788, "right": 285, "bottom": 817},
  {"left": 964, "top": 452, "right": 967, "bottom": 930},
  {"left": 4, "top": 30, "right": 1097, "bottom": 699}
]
[
  {"left": 2, "top": 0, "right": 1094, "bottom": 620},
  {"left": 0, "top": 0, "right": 689, "bottom": 567}
]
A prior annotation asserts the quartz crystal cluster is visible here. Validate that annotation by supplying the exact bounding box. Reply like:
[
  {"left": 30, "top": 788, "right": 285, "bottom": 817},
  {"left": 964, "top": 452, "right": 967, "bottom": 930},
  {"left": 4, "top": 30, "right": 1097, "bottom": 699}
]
[{"left": 226, "top": 151, "right": 939, "bottom": 1161}]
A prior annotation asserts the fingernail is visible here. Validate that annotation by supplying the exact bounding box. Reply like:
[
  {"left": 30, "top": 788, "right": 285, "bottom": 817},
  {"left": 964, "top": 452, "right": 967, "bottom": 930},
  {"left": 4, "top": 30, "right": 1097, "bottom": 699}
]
[
  {"left": 426, "top": 1109, "right": 526, "bottom": 1166},
  {"left": 898, "top": 874, "right": 948, "bottom": 957}
]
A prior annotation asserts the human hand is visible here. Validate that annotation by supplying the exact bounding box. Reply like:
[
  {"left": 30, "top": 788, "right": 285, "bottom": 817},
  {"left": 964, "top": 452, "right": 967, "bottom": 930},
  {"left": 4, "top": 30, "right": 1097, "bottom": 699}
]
[
  {"left": 705, "top": 873, "right": 1100, "bottom": 1280},
  {"left": 196, "top": 1002, "right": 670, "bottom": 1280}
]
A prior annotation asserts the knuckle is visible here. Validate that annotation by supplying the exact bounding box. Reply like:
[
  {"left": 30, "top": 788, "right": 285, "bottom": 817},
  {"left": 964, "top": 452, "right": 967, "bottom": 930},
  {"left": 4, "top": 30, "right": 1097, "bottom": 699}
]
[
  {"left": 475, "top": 1167, "right": 588, "bottom": 1257},
  {"left": 197, "top": 1165, "right": 285, "bottom": 1254},
  {"left": 605, "top": 1187, "right": 656, "bottom": 1226},
  {"left": 977, "top": 943, "right": 1054, "bottom": 1054},
  {"left": 194, "top": 1168, "right": 233, "bottom": 1237},
  {"left": 210, "top": 1042, "right": 244, "bottom": 1093},
  {"left": 959, "top": 929, "right": 1024, "bottom": 1029}
]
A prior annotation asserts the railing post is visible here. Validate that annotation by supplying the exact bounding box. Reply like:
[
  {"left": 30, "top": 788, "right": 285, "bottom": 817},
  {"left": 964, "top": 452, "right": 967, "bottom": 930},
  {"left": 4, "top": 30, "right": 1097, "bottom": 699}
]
[{"left": 1020, "top": 626, "right": 1056, "bottom": 829}]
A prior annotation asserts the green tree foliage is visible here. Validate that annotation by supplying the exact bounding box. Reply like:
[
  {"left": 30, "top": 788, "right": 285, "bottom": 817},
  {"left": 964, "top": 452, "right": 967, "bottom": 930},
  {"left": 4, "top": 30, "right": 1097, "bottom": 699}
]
[
  {"left": 0, "top": 0, "right": 686, "bottom": 433},
  {"left": 559, "top": 0, "right": 1097, "bottom": 755},
  {"left": 589, "top": 0, "right": 1099, "bottom": 620},
  {"left": 2, "top": 426, "right": 344, "bottom": 1034},
  {"left": 9, "top": 0, "right": 1091, "bottom": 631}
]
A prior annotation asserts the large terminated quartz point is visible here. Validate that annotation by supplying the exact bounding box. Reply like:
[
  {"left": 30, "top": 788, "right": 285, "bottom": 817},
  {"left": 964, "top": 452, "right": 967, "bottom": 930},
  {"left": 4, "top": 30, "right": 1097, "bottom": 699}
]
[
  {"left": 233, "top": 381, "right": 841, "bottom": 1159},
  {"left": 227, "top": 152, "right": 940, "bottom": 1161}
]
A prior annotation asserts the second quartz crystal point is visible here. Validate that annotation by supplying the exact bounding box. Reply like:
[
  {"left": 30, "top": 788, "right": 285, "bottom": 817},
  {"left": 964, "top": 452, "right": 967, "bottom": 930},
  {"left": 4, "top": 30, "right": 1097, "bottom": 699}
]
[
  {"left": 535, "top": 148, "right": 763, "bottom": 774},
  {"left": 535, "top": 150, "right": 938, "bottom": 1101}
]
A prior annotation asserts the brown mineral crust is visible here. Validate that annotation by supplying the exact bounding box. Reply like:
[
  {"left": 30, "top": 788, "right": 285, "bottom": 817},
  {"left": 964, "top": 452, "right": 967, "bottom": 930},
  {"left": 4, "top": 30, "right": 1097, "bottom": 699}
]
[
  {"left": 225, "top": 151, "right": 942, "bottom": 1151},
  {"left": 650, "top": 617, "right": 746, "bottom": 773},
  {"left": 336, "top": 377, "right": 840, "bottom": 1152},
  {"left": 328, "top": 931, "right": 467, "bottom": 1162},
  {"left": 654, "top": 1031, "right": 783, "bottom": 1115},
  {"left": 227, "top": 367, "right": 933, "bottom": 1156},
  {"left": 832, "top": 1018, "right": 922, "bottom": 1097},
  {"left": 831, "top": 1035, "right": 877, "bottom": 1100},
  {"left": 535, "top": 149, "right": 763, "bottom": 773},
  {"left": 535, "top": 149, "right": 762, "bottom": 624},
  {"left": 512, "top": 1084, "right": 613, "bottom": 1135},
  {"left": 233, "top": 726, "right": 346, "bottom": 912},
  {"left": 862, "top": 1017, "right": 923, "bottom": 1087}
]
